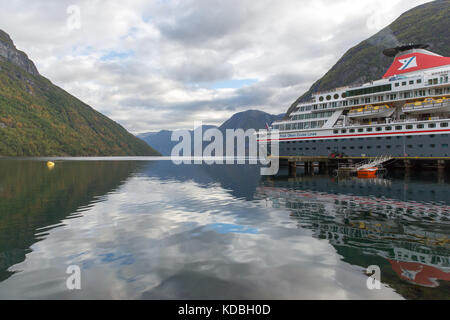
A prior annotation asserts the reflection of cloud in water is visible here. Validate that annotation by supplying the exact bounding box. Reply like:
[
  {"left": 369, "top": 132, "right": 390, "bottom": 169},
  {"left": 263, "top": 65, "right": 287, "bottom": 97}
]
[
  {"left": 0, "top": 171, "right": 401, "bottom": 299},
  {"left": 204, "top": 223, "right": 258, "bottom": 235}
]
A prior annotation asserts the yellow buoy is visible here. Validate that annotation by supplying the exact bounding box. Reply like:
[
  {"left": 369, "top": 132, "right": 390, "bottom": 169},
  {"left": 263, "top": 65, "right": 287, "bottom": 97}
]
[{"left": 47, "top": 161, "right": 55, "bottom": 169}]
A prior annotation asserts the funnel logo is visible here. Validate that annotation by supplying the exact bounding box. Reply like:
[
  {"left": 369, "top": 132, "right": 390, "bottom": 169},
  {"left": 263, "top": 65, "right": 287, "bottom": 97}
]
[{"left": 398, "top": 56, "right": 417, "bottom": 71}]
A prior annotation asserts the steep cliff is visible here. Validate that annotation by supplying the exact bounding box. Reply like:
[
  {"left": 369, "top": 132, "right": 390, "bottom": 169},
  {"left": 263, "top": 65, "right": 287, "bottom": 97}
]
[{"left": 0, "top": 29, "right": 159, "bottom": 156}]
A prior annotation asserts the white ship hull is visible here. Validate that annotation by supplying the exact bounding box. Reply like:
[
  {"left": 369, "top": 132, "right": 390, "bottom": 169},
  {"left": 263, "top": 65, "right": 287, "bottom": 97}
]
[{"left": 257, "top": 44, "right": 450, "bottom": 158}]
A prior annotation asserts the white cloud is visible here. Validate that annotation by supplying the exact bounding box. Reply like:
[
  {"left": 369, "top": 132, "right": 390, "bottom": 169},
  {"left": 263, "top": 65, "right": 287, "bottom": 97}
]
[{"left": 0, "top": 0, "right": 432, "bottom": 132}]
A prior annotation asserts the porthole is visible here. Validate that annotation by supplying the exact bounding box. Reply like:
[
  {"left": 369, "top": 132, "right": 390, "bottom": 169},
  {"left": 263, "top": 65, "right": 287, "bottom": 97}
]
[
  {"left": 319, "top": 96, "right": 324, "bottom": 102},
  {"left": 334, "top": 94, "right": 339, "bottom": 99},
  {"left": 326, "top": 95, "right": 331, "bottom": 101}
]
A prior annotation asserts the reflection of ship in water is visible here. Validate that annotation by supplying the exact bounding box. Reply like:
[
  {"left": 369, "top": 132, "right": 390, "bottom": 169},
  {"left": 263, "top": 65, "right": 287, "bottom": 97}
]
[{"left": 256, "top": 175, "right": 450, "bottom": 297}]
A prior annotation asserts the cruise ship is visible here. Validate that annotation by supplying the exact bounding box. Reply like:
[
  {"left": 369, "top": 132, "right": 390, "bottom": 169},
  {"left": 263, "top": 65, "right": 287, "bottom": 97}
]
[{"left": 258, "top": 44, "right": 450, "bottom": 157}]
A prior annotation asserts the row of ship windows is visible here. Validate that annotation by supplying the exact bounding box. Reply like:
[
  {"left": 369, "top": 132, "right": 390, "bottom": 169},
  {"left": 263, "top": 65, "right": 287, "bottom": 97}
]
[
  {"left": 394, "top": 79, "right": 422, "bottom": 87},
  {"left": 333, "top": 122, "right": 449, "bottom": 134},
  {"left": 348, "top": 87, "right": 450, "bottom": 105},
  {"left": 427, "top": 76, "right": 449, "bottom": 86},
  {"left": 289, "top": 111, "right": 334, "bottom": 121},
  {"left": 283, "top": 134, "right": 448, "bottom": 145},
  {"left": 284, "top": 134, "right": 447, "bottom": 143},
  {"left": 274, "top": 120, "right": 327, "bottom": 130},
  {"left": 294, "top": 87, "right": 449, "bottom": 113},
  {"left": 285, "top": 144, "right": 449, "bottom": 151}
]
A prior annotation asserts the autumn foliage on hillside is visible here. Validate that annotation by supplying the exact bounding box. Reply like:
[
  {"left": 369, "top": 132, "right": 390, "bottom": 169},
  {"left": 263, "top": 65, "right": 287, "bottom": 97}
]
[{"left": 0, "top": 58, "right": 159, "bottom": 156}]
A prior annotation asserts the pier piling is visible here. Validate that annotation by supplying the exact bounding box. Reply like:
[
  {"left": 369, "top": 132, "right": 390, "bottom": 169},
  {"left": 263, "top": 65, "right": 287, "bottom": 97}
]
[{"left": 288, "top": 161, "right": 297, "bottom": 177}]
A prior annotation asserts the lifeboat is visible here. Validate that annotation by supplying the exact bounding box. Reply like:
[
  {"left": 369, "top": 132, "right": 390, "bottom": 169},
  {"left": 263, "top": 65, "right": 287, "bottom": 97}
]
[
  {"left": 403, "top": 97, "right": 450, "bottom": 114},
  {"left": 357, "top": 167, "right": 378, "bottom": 178},
  {"left": 348, "top": 104, "right": 394, "bottom": 119}
]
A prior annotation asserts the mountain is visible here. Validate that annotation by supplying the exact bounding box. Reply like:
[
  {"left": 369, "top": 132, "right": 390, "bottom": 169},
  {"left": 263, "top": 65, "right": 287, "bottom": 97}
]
[
  {"left": 0, "top": 30, "right": 159, "bottom": 156},
  {"left": 285, "top": 0, "right": 450, "bottom": 117},
  {"left": 138, "top": 130, "right": 174, "bottom": 156},
  {"left": 219, "top": 109, "right": 283, "bottom": 131},
  {"left": 138, "top": 125, "right": 216, "bottom": 156},
  {"left": 138, "top": 110, "right": 282, "bottom": 155}
]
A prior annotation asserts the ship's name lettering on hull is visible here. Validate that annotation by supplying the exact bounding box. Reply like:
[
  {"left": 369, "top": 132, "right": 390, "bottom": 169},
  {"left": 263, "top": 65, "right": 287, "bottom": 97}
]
[{"left": 281, "top": 132, "right": 317, "bottom": 138}]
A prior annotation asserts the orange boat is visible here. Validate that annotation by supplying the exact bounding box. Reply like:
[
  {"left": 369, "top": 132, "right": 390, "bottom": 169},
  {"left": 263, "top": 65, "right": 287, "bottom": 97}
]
[{"left": 357, "top": 167, "right": 378, "bottom": 178}]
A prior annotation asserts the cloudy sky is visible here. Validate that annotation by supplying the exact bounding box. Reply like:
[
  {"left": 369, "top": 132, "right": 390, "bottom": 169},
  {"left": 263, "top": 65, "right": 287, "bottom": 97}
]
[{"left": 0, "top": 0, "right": 432, "bottom": 133}]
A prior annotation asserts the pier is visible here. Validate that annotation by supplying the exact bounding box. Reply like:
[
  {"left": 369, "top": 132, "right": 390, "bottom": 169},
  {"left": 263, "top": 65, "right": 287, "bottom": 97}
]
[{"left": 274, "top": 155, "right": 450, "bottom": 177}]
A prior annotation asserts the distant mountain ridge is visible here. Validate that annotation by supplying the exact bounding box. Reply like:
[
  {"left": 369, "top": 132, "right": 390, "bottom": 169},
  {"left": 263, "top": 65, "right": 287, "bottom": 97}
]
[
  {"left": 138, "top": 125, "right": 217, "bottom": 156},
  {"left": 219, "top": 110, "right": 283, "bottom": 131},
  {"left": 285, "top": 0, "right": 450, "bottom": 117},
  {"left": 138, "top": 110, "right": 283, "bottom": 155},
  {"left": 0, "top": 29, "right": 159, "bottom": 156}
]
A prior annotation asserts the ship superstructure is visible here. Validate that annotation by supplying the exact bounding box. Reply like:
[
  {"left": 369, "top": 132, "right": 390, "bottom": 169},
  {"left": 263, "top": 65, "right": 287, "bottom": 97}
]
[{"left": 258, "top": 44, "right": 450, "bottom": 157}]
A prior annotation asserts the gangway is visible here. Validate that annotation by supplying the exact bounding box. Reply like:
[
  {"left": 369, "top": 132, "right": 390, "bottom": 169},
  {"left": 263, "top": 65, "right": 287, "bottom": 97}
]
[{"left": 336, "top": 156, "right": 393, "bottom": 176}]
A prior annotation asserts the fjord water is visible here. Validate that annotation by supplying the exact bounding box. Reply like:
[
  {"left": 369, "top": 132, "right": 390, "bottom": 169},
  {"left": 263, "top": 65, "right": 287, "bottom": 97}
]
[{"left": 0, "top": 160, "right": 449, "bottom": 299}]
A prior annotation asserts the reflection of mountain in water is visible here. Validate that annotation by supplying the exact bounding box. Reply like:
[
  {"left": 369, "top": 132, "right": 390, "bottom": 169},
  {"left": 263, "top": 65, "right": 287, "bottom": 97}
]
[
  {"left": 256, "top": 173, "right": 450, "bottom": 299},
  {"left": 0, "top": 160, "right": 142, "bottom": 282},
  {"left": 142, "top": 161, "right": 263, "bottom": 201}
]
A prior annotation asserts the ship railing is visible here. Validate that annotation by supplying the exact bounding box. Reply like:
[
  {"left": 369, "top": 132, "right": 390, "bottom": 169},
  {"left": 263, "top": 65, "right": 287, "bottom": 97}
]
[{"left": 314, "top": 85, "right": 351, "bottom": 95}]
